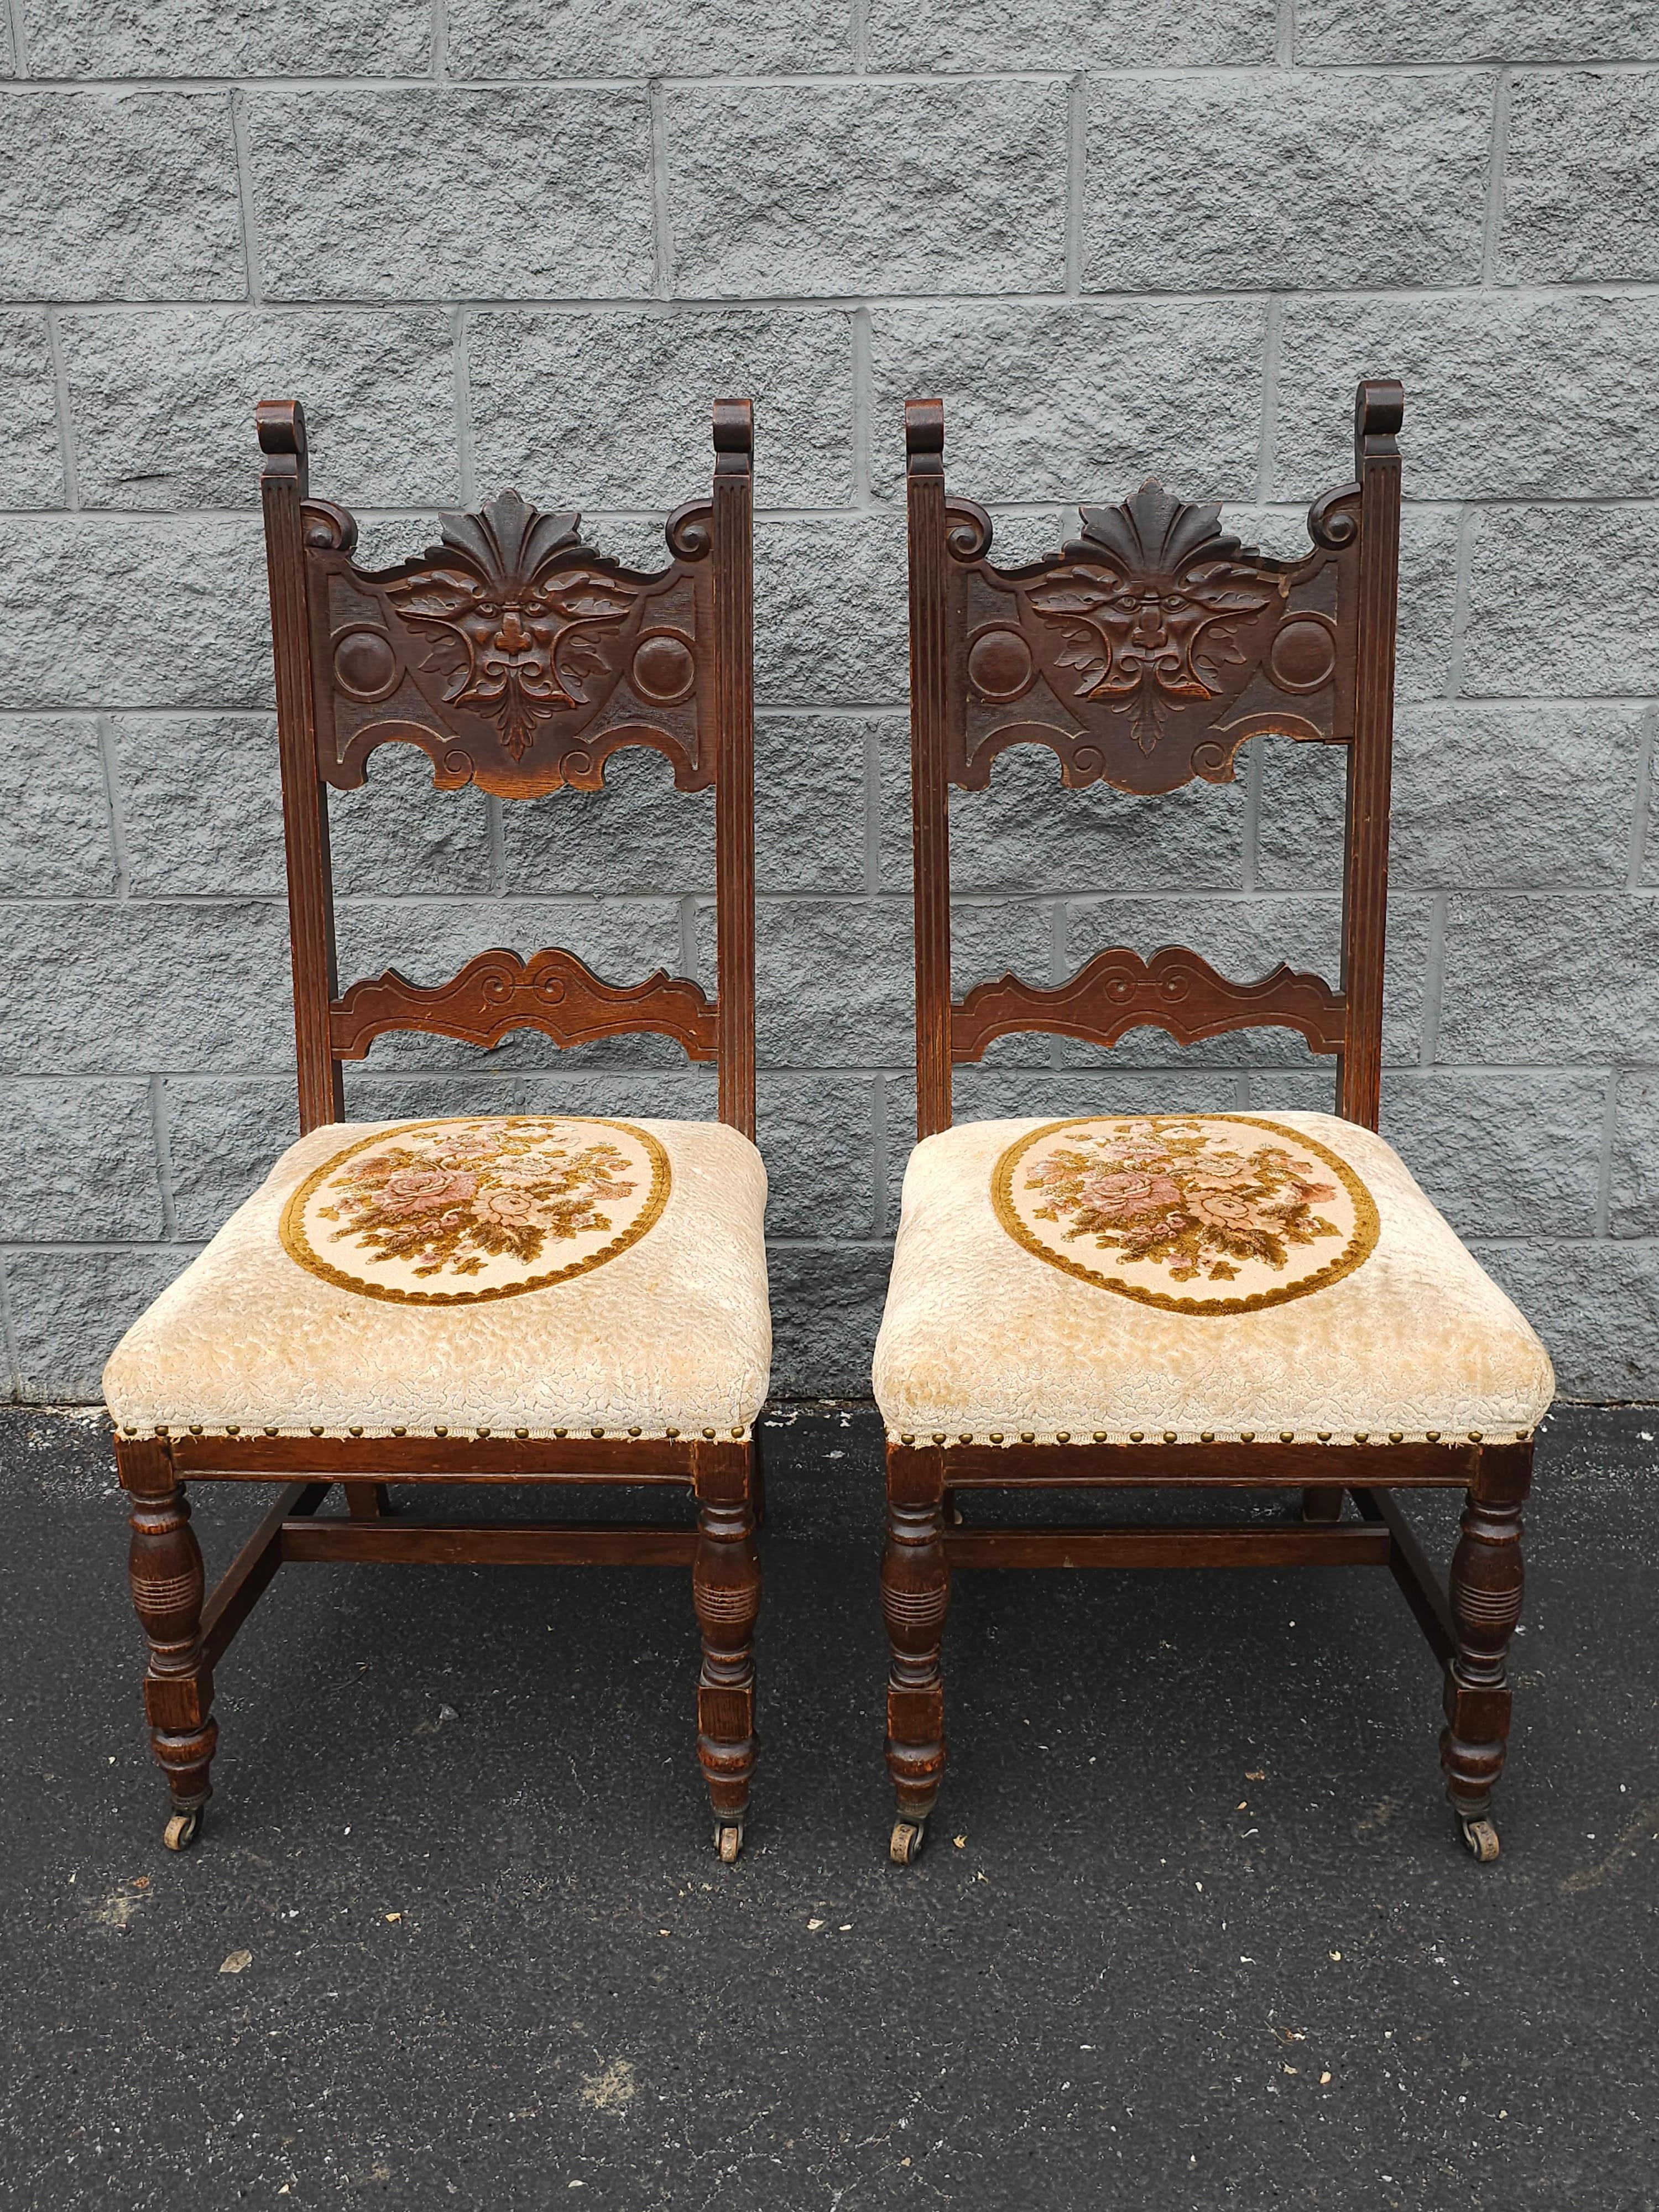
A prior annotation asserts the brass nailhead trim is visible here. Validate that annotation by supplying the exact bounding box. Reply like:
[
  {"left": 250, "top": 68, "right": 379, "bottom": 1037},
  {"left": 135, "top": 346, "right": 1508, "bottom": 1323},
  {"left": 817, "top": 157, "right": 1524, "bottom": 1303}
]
[
  {"left": 392, "top": 1426, "right": 406, "bottom": 1437},
  {"left": 1354, "top": 1432, "right": 1369, "bottom": 1442},
  {"left": 190, "top": 1425, "right": 204, "bottom": 1436},
  {"left": 1020, "top": 1432, "right": 1036, "bottom": 1443},
  {"left": 1280, "top": 1431, "right": 1295, "bottom": 1443},
  {"left": 477, "top": 1427, "right": 491, "bottom": 1438},
  {"left": 264, "top": 1427, "right": 278, "bottom": 1437},
  {"left": 990, "top": 1432, "right": 1004, "bottom": 1443},
  {"left": 900, "top": 1433, "right": 915, "bottom": 1444},
  {"left": 155, "top": 1425, "right": 169, "bottom": 1437},
  {"left": 1130, "top": 1432, "right": 1144, "bottom": 1443},
  {"left": 310, "top": 1426, "right": 324, "bottom": 1437},
  {"left": 1317, "top": 1432, "right": 1332, "bottom": 1443},
  {"left": 1240, "top": 1431, "right": 1255, "bottom": 1442},
  {"left": 226, "top": 1424, "right": 241, "bottom": 1436},
  {"left": 1201, "top": 1432, "right": 1215, "bottom": 1443},
  {"left": 349, "top": 1426, "right": 363, "bottom": 1437},
  {"left": 1468, "top": 1430, "right": 1483, "bottom": 1442},
  {"left": 702, "top": 1428, "right": 716, "bottom": 1439},
  {"left": 1093, "top": 1431, "right": 1107, "bottom": 1442},
  {"left": 1389, "top": 1431, "right": 1404, "bottom": 1443},
  {"left": 629, "top": 1427, "right": 642, "bottom": 1437},
  {"left": 591, "top": 1427, "right": 606, "bottom": 1438},
  {"left": 1426, "top": 1431, "right": 1441, "bottom": 1442},
  {"left": 434, "top": 1426, "right": 448, "bottom": 1437},
  {"left": 959, "top": 1433, "right": 973, "bottom": 1444},
  {"left": 1162, "top": 1431, "right": 1177, "bottom": 1444},
  {"left": 515, "top": 1428, "right": 529, "bottom": 1439},
  {"left": 666, "top": 1427, "right": 680, "bottom": 1439},
  {"left": 932, "top": 1432, "right": 947, "bottom": 1444},
  {"left": 1056, "top": 1431, "right": 1071, "bottom": 1443}
]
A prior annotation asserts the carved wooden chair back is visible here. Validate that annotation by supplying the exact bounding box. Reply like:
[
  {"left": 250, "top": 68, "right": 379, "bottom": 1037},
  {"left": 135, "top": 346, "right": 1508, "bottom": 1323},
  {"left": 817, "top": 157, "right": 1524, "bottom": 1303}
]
[
  {"left": 258, "top": 397, "right": 755, "bottom": 1137},
  {"left": 904, "top": 380, "right": 1402, "bottom": 1137}
]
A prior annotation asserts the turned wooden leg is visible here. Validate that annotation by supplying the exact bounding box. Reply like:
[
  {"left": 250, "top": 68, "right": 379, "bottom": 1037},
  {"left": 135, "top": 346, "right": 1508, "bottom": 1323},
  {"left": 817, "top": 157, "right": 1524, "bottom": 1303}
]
[
  {"left": 345, "top": 1481, "right": 394, "bottom": 1520},
  {"left": 1441, "top": 1441, "right": 1532, "bottom": 1858},
  {"left": 883, "top": 1443, "right": 950, "bottom": 1859},
  {"left": 1301, "top": 1485, "right": 1345, "bottom": 1523},
  {"left": 692, "top": 1441, "right": 760, "bottom": 1857},
  {"left": 118, "top": 1437, "right": 217, "bottom": 1849}
]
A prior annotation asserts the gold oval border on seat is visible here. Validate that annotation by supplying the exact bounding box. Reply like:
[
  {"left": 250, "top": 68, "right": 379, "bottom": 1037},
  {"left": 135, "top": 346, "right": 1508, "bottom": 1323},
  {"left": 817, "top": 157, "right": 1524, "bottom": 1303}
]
[
  {"left": 279, "top": 1117, "right": 672, "bottom": 1306},
  {"left": 990, "top": 1113, "right": 1380, "bottom": 1317}
]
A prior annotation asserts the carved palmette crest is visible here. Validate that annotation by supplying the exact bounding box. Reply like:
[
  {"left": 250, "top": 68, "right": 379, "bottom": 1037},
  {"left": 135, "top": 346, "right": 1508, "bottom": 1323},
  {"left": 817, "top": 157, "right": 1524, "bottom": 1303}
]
[
  {"left": 384, "top": 491, "right": 649, "bottom": 761},
  {"left": 1021, "top": 483, "right": 1284, "bottom": 755}
]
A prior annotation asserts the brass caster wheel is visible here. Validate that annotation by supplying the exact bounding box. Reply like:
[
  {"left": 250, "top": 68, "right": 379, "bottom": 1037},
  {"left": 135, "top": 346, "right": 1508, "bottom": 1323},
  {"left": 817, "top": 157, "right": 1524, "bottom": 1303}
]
[
  {"left": 715, "top": 1823, "right": 743, "bottom": 1864},
  {"left": 890, "top": 1818, "right": 926, "bottom": 1866},
  {"left": 163, "top": 1808, "right": 201, "bottom": 1853},
  {"left": 1460, "top": 1816, "right": 1500, "bottom": 1864}
]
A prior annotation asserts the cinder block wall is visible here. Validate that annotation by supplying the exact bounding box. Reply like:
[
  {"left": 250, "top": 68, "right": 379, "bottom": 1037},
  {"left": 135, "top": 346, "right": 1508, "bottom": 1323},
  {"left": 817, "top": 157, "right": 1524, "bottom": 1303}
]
[{"left": 2, "top": 10, "right": 1656, "bottom": 1402}]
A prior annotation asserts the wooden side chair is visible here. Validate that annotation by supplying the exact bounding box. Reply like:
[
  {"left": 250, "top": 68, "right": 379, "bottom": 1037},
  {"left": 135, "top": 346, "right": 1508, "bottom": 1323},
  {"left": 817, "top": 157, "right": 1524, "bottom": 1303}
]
[
  {"left": 874, "top": 384, "right": 1555, "bottom": 1867},
  {"left": 105, "top": 399, "right": 766, "bottom": 1863}
]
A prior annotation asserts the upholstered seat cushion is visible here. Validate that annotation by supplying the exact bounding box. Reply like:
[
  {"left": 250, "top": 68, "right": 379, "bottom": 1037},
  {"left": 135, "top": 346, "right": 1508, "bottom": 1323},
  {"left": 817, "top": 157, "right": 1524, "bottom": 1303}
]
[
  {"left": 873, "top": 1112, "right": 1554, "bottom": 1446},
  {"left": 105, "top": 1115, "right": 770, "bottom": 1440}
]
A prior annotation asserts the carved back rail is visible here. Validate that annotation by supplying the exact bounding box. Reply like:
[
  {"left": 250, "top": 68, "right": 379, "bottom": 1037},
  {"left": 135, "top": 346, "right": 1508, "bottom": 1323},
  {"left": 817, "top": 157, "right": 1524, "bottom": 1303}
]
[
  {"left": 258, "top": 398, "right": 756, "bottom": 1138},
  {"left": 905, "top": 380, "right": 1403, "bottom": 1138}
]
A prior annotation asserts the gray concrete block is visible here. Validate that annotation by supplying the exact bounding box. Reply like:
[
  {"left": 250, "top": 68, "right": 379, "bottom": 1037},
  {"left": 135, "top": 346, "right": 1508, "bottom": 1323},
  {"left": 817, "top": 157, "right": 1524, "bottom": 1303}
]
[
  {"left": 1609, "top": 1073, "right": 1659, "bottom": 1238},
  {"left": 950, "top": 1066, "right": 1248, "bottom": 1124},
  {"left": 1262, "top": 705, "right": 1647, "bottom": 893},
  {"left": 0, "top": 315, "right": 64, "bottom": 506},
  {"left": 1501, "top": 71, "right": 1659, "bottom": 281},
  {"left": 765, "top": 1241, "right": 891, "bottom": 1398},
  {"left": 1382, "top": 1067, "right": 1608, "bottom": 1237},
  {"left": 950, "top": 895, "right": 1054, "bottom": 995},
  {"left": 341, "top": 1068, "right": 718, "bottom": 1126},
  {"left": 1392, "top": 704, "right": 1645, "bottom": 888},
  {"left": 1471, "top": 1237, "right": 1659, "bottom": 1399},
  {"left": 331, "top": 744, "right": 494, "bottom": 898},
  {"left": 470, "top": 309, "right": 855, "bottom": 509},
  {"left": 114, "top": 716, "right": 283, "bottom": 899},
  {"left": 21, "top": 0, "right": 431, "bottom": 74},
  {"left": 333, "top": 896, "right": 686, "bottom": 1070},
  {"left": 0, "top": 901, "right": 293, "bottom": 1076},
  {"left": 665, "top": 82, "right": 1069, "bottom": 298},
  {"left": 501, "top": 750, "right": 714, "bottom": 898},
  {"left": 0, "top": 92, "right": 244, "bottom": 303},
  {"left": 753, "top": 896, "right": 914, "bottom": 1067},
  {"left": 867, "top": 0, "right": 1275, "bottom": 68},
  {"left": 756, "top": 716, "right": 871, "bottom": 895},
  {"left": 0, "top": 520, "right": 271, "bottom": 709},
  {"left": 1298, "top": 0, "right": 1659, "bottom": 61},
  {"left": 0, "top": 718, "right": 114, "bottom": 896},
  {"left": 161, "top": 1076, "right": 300, "bottom": 1241},
  {"left": 1084, "top": 72, "right": 1492, "bottom": 291},
  {"left": 446, "top": 0, "right": 849, "bottom": 73},
  {"left": 1462, "top": 506, "right": 1657, "bottom": 696},
  {"left": 6, "top": 1247, "right": 194, "bottom": 1404},
  {"left": 946, "top": 745, "right": 1248, "bottom": 896},
  {"left": 759, "top": 1073, "right": 880, "bottom": 1237},
  {"left": 1276, "top": 293, "right": 1659, "bottom": 501},
  {"left": 61, "top": 310, "right": 459, "bottom": 511},
  {"left": 755, "top": 515, "right": 908, "bottom": 708},
  {"left": 867, "top": 301, "right": 1269, "bottom": 504},
  {"left": 245, "top": 90, "right": 655, "bottom": 303},
  {"left": 1438, "top": 892, "right": 1659, "bottom": 1061},
  {"left": 0, "top": 1078, "right": 165, "bottom": 1239}
]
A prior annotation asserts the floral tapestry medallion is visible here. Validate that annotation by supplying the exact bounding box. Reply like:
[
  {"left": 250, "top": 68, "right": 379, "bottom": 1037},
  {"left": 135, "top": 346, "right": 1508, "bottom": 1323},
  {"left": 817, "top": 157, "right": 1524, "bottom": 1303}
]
[
  {"left": 280, "top": 1117, "right": 670, "bottom": 1305},
  {"left": 992, "top": 1115, "right": 1379, "bottom": 1316}
]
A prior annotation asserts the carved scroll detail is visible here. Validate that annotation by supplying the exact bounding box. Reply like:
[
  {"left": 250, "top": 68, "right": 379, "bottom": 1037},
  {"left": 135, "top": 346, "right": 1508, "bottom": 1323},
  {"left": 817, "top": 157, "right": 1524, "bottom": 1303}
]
[
  {"left": 951, "top": 946, "right": 1347, "bottom": 1062},
  {"left": 330, "top": 948, "right": 719, "bottom": 1062}
]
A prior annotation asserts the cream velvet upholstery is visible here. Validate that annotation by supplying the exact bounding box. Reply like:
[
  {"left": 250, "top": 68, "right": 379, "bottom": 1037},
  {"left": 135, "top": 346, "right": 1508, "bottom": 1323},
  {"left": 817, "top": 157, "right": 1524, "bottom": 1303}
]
[
  {"left": 105, "top": 1118, "right": 770, "bottom": 1440},
  {"left": 873, "top": 1112, "right": 1554, "bottom": 1447}
]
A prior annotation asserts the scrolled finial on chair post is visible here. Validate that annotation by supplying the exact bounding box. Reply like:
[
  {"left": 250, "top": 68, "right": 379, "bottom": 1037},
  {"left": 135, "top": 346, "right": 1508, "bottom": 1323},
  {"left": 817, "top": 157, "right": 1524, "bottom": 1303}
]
[
  {"left": 905, "top": 397, "right": 945, "bottom": 474},
  {"left": 255, "top": 398, "right": 308, "bottom": 486},
  {"left": 1355, "top": 376, "right": 1405, "bottom": 463},
  {"left": 711, "top": 395, "right": 753, "bottom": 466}
]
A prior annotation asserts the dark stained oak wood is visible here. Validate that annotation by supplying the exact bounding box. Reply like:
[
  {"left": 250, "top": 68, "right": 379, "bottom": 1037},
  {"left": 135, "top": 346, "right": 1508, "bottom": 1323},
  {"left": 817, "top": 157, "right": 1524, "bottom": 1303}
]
[
  {"left": 951, "top": 946, "right": 1348, "bottom": 1065},
  {"left": 109, "top": 401, "right": 760, "bottom": 1858},
  {"left": 890, "top": 384, "right": 1535, "bottom": 1861},
  {"left": 280, "top": 1520, "right": 697, "bottom": 1568},
  {"left": 942, "top": 1523, "right": 1391, "bottom": 1569},
  {"left": 330, "top": 947, "right": 719, "bottom": 1065}
]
